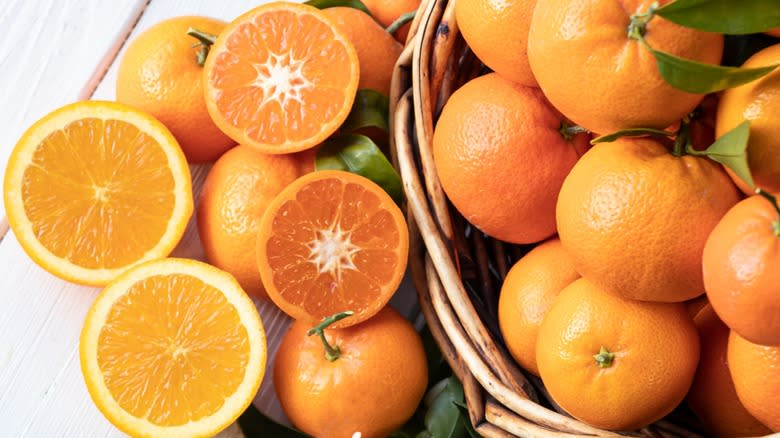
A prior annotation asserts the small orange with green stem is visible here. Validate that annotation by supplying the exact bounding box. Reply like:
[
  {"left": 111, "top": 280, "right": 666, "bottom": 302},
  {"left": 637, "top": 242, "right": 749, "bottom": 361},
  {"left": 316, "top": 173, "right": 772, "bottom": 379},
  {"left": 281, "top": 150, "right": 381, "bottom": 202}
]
[{"left": 274, "top": 307, "right": 428, "bottom": 438}]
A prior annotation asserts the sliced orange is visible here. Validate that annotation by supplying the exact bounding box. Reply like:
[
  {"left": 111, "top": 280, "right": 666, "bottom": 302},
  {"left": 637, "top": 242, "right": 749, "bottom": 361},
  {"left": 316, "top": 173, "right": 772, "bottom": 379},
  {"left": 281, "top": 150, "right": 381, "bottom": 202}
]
[
  {"left": 203, "top": 2, "right": 360, "bottom": 154},
  {"left": 256, "top": 170, "right": 408, "bottom": 328},
  {"left": 3, "top": 101, "right": 193, "bottom": 285},
  {"left": 80, "top": 258, "right": 266, "bottom": 437}
]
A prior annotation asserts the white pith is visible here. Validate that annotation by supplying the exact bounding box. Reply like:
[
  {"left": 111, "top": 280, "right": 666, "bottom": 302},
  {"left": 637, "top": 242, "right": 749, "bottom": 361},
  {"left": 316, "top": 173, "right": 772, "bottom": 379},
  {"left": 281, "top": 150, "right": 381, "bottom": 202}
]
[
  {"left": 307, "top": 223, "right": 360, "bottom": 281},
  {"left": 253, "top": 51, "right": 312, "bottom": 108}
]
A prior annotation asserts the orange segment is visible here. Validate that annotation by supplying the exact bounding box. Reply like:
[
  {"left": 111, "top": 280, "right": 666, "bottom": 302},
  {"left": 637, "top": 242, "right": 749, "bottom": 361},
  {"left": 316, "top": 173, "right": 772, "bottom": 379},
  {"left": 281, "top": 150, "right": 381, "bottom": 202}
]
[
  {"left": 80, "top": 258, "right": 266, "bottom": 437},
  {"left": 3, "top": 101, "right": 193, "bottom": 285},
  {"left": 256, "top": 170, "right": 408, "bottom": 328},
  {"left": 203, "top": 2, "right": 360, "bottom": 154}
]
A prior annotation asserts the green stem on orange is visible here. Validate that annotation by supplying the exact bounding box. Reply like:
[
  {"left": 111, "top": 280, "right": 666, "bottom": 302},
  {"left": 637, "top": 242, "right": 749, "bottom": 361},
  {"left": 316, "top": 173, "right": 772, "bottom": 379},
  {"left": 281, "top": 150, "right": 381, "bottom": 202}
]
[
  {"left": 386, "top": 11, "right": 416, "bottom": 36},
  {"left": 559, "top": 121, "right": 589, "bottom": 141},
  {"left": 627, "top": 1, "right": 659, "bottom": 41},
  {"left": 756, "top": 188, "right": 780, "bottom": 237},
  {"left": 593, "top": 346, "right": 616, "bottom": 369},
  {"left": 187, "top": 27, "right": 218, "bottom": 67},
  {"left": 306, "top": 311, "right": 354, "bottom": 362}
]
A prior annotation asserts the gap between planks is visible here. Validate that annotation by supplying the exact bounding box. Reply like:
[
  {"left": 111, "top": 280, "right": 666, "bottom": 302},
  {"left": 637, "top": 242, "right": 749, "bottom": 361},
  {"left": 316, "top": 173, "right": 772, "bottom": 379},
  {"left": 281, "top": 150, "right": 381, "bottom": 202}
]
[{"left": 0, "top": 0, "right": 152, "bottom": 244}]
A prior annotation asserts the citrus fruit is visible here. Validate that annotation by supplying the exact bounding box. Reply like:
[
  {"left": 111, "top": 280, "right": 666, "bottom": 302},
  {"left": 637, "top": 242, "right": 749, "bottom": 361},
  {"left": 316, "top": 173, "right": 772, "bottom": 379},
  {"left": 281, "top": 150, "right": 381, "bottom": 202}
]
[
  {"left": 198, "top": 145, "right": 313, "bottom": 300},
  {"left": 455, "top": 0, "right": 537, "bottom": 86},
  {"left": 256, "top": 170, "right": 408, "bottom": 328},
  {"left": 536, "top": 278, "right": 700, "bottom": 431},
  {"left": 80, "top": 258, "right": 266, "bottom": 437},
  {"left": 528, "top": 0, "right": 724, "bottom": 135},
  {"left": 203, "top": 2, "right": 360, "bottom": 154},
  {"left": 432, "top": 73, "right": 590, "bottom": 244},
  {"left": 3, "top": 101, "right": 193, "bottom": 286},
  {"left": 767, "top": 27, "right": 780, "bottom": 37},
  {"left": 703, "top": 192, "right": 780, "bottom": 346},
  {"left": 728, "top": 331, "right": 780, "bottom": 431},
  {"left": 556, "top": 137, "right": 740, "bottom": 302},
  {"left": 716, "top": 43, "right": 780, "bottom": 194},
  {"left": 274, "top": 306, "right": 427, "bottom": 438},
  {"left": 322, "top": 7, "right": 402, "bottom": 96},
  {"left": 116, "top": 16, "right": 235, "bottom": 164},
  {"left": 362, "top": 0, "right": 419, "bottom": 42},
  {"left": 686, "top": 305, "right": 772, "bottom": 437},
  {"left": 498, "top": 238, "right": 579, "bottom": 376}
]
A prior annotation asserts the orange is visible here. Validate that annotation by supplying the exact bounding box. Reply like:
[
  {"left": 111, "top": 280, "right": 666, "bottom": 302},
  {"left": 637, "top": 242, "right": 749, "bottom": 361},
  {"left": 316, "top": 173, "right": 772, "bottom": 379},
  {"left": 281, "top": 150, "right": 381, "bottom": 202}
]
[
  {"left": 528, "top": 0, "right": 724, "bottom": 135},
  {"left": 3, "top": 101, "right": 193, "bottom": 286},
  {"left": 556, "top": 137, "right": 740, "bottom": 302},
  {"left": 80, "top": 258, "right": 266, "bottom": 437},
  {"left": 322, "top": 7, "right": 402, "bottom": 96},
  {"left": 274, "top": 306, "right": 427, "bottom": 438},
  {"left": 455, "top": 0, "right": 537, "bottom": 86},
  {"left": 703, "top": 193, "right": 780, "bottom": 346},
  {"left": 432, "top": 73, "right": 590, "bottom": 244},
  {"left": 536, "top": 278, "right": 700, "bottom": 431},
  {"left": 197, "top": 145, "right": 313, "bottom": 300},
  {"left": 256, "top": 170, "right": 408, "bottom": 328},
  {"left": 498, "top": 238, "right": 579, "bottom": 376},
  {"left": 203, "top": 2, "right": 360, "bottom": 154},
  {"left": 767, "top": 28, "right": 780, "bottom": 37},
  {"left": 728, "top": 331, "right": 780, "bottom": 432},
  {"left": 116, "top": 16, "right": 235, "bottom": 164},
  {"left": 362, "top": 0, "right": 420, "bottom": 42},
  {"left": 686, "top": 305, "right": 772, "bottom": 437},
  {"left": 716, "top": 43, "right": 780, "bottom": 194}
]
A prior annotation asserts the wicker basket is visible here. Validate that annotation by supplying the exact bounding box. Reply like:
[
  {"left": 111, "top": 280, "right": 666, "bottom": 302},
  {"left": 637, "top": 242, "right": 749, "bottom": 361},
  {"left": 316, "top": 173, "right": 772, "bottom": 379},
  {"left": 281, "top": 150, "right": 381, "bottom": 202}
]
[{"left": 387, "top": 0, "right": 732, "bottom": 436}]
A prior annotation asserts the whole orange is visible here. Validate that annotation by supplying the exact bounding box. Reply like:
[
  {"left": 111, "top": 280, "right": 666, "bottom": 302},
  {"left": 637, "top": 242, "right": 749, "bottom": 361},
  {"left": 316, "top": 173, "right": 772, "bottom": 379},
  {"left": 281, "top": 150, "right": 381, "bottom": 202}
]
[
  {"left": 728, "top": 331, "right": 780, "bottom": 432},
  {"left": 498, "top": 238, "right": 579, "bottom": 376},
  {"left": 556, "top": 137, "right": 740, "bottom": 302},
  {"left": 274, "top": 306, "right": 428, "bottom": 438},
  {"left": 456, "top": 0, "right": 537, "bottom": 86},
  {"left": 703, "top": 193, "right": 780, "bottom": 346},
  {"left": 433, "top": 73, "right": 590, "bottom": 244},
  {"left": 528, "top": 0, "right": 723, "bottom": 135},
  {"left": 362, "top": 0, "right": 420, "bottom": 42},
  {"left": 686, "top": 305, "right": 772, "bottom": 437},
  {"left": 716, "top": 43, "right": 780, "bottom": 194},
  {"left": 322, "top": 7, "right": 402, "bottom": 96},
  {"left": 116, "top": 16, "right": 235, "bottom": 163},
  {"left": 197, "top": 145, "right": 311, "bottom": 300},
  {"left": 536, "top": 278, "right": 700, "bottom": 431}
]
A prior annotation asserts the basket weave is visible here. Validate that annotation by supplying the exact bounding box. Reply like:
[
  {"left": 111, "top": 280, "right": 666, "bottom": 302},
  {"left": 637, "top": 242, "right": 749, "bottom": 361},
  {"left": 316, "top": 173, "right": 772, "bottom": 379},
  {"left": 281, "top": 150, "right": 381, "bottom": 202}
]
[{"left": 387, "top": 0, "right": 731, "bottom": 436}]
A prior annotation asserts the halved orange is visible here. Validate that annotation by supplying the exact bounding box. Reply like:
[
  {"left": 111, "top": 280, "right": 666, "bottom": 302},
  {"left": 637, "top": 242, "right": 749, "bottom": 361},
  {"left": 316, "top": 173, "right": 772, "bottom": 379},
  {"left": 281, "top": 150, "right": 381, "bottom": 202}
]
[
  {"left": 203, "top": 2, "right": 360, "bottom": 154},
  {"left": 80, "top": 258, "right": 266, "bottom": 438},
  {"left": 3, "top": 101, "right": 193, "bottom": 285},
  {"left": 256, "top": 170, "right": 408, "bottom": 328}
]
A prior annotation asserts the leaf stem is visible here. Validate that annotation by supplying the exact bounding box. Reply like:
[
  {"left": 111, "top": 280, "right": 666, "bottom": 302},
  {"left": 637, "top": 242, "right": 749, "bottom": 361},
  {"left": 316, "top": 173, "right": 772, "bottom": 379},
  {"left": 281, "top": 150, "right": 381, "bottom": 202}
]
[
  {"left": 756, "top": 188, "right": 780, "bottom": 237},
  {"left": 187, "top": 27, "right": 218, "bottom": 67},
  {"left": 306, "top": 311, "right": 354, "bottom": 361},
  {"left": 593, "top": 346, "right": 616, "bottom": 369},
  {"left": 627, "top": 1, "right": 659, "bottom": 40},
  {"left": 386, "top": 11, "right": 415, "bottom": 35}
]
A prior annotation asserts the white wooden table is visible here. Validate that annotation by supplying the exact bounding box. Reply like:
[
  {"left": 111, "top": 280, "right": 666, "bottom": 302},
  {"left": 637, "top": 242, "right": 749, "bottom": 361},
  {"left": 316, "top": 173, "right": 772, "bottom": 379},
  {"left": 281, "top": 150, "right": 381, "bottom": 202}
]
[{"left": 0, "top": 1, "right": 419, "bottom": 436}]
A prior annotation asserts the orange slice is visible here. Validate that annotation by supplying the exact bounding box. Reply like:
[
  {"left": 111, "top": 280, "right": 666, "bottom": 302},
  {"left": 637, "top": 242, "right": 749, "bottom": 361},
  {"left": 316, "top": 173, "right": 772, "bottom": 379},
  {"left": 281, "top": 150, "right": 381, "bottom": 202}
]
[
  {"left": 3, "top": 101, "right": 193, "bottom": 285},
  {"left": 256, "top": 170, "right": 409, "bottom": 328},
  {"left": 203, "top": 2, "right": 360, "bottom": 154},
  {"left": 80, "top": 258, "right": 266, "bottom": 437}
]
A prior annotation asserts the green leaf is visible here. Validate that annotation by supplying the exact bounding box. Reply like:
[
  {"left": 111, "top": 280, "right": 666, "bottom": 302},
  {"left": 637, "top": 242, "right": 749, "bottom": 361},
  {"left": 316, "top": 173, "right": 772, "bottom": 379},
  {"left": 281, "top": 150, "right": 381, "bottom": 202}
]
[
  {"left": 424, "top": 377, "right": 469, "bottom": 438},
  {"left": 341, "top": 89, "right": 390, "bottom": 133},
  {"left": 315, "top": 134, "right": 404, "bottom": 205},
  {"left": 237, "top": 403, "right": 311, "bottom": 438},
  {"left": 304, "top": 0, "right": 371, "bottom": 14},
  {"left": 649, "top": 47, "right": 778, "bottom": 93},
  {"left": 687, "top": 120, "right": 755, "bottom": 188},
  {"left": 452, "top": 401, "right": 480, "bottom": 438},
  {"left": 591, "top": 127, "right": 675, "bottom": 144},
  {"left": 655, "top": 0, "right": 780, "bottom": 35}
]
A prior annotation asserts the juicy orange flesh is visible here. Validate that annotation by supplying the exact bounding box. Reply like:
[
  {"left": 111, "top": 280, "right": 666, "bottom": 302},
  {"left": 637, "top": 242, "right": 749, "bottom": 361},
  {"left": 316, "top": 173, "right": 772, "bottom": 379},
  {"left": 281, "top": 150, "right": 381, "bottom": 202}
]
[
  {"left": 210, "top": 10, "right": 354, "bottom": 145},
  {"left": 265, "top": 178, "right": 401, "bottom": 319},
  {"left": 97, "top": 274, "right": 250, "bottom": 426},
  {"left": 21, "top": 118, "right": 175, "bottom": 269}
]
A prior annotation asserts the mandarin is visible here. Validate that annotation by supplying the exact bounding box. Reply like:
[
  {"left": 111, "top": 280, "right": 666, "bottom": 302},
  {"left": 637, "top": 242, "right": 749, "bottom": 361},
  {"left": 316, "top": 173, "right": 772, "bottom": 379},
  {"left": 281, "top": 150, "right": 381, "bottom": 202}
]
[{"left": 728, "top": 332, "right": 780, "bottom": 431}]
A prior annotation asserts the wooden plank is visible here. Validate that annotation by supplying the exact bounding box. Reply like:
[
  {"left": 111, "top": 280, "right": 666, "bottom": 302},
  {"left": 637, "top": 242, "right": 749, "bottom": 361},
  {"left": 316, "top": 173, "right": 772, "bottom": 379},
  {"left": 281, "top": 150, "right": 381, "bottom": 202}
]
[{"left": 0, "top": 0, "right": 422, "bottom": 436}]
